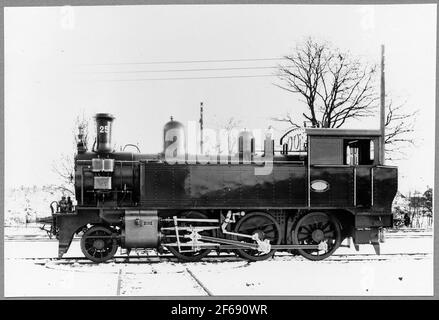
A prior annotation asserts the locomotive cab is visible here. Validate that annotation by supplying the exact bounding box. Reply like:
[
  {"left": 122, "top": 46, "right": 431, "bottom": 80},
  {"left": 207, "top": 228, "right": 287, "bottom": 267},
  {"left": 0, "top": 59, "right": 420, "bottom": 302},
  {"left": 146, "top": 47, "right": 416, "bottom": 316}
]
[
  {"left": 306, "top": 128, "right": 397, "bottom": 252},
  {"left": 307, "top": 128, "right": 380, "bottom": 166}
]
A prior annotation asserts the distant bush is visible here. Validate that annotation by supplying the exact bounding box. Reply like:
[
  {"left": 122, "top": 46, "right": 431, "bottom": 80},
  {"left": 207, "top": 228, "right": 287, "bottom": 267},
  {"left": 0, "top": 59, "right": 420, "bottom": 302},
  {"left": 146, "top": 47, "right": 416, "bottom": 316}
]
[{"left": 5, "top": 185, "right": 69, "bottom": 226}]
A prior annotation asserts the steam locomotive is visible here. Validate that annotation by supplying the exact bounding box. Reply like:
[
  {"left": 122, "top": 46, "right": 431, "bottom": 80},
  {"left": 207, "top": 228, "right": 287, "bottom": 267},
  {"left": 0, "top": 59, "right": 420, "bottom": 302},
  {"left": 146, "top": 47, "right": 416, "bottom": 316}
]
[{"left": 43, "top": 113, "right": 397, "bottom": 262}]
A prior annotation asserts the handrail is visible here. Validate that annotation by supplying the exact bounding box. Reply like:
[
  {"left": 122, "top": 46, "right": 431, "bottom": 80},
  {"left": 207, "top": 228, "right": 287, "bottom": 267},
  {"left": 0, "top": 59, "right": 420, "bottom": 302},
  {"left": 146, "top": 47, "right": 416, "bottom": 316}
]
[
  {"left": 311, "top": 164, "right": 351, "bottom": 168},
  {"left": 123, "top": 144, "right": 141, "bottom": 153}
]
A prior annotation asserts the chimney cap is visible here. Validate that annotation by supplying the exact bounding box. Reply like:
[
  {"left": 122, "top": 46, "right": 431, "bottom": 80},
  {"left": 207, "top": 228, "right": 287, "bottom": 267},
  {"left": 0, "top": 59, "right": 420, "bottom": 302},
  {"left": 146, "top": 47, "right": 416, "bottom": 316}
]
[{"left": 94, "top": 113, "right": 115, "bottom": 120}]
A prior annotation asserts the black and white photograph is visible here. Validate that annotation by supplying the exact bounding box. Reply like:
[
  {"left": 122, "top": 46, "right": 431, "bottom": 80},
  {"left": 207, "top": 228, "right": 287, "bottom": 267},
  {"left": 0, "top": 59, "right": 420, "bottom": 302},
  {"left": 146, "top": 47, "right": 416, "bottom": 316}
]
[{"left": 3, "top": 2, "right": 436, "bottom": 298}]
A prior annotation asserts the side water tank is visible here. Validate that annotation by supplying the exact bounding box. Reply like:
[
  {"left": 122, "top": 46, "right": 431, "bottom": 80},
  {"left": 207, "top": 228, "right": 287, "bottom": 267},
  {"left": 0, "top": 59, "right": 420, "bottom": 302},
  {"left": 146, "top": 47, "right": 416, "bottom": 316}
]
[
  {"left": 238, "top": 130, "right": 255, "bottom": 162},
  {"left": 163, "top": 116, "right": 186, "bottom": 159}
]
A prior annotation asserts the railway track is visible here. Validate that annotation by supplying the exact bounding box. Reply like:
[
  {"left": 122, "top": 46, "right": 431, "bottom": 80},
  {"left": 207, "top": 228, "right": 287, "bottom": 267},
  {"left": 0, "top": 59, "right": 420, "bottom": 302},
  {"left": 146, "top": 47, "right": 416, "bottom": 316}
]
[
  {"left": 10, "top": 251, "right": 432, "bottom": 265},
  {"left": 6, "top": 246, "right": 432, "bottom": 296},
  {"left": 4, "top": 232, "right": 433, "bottom": 242}
]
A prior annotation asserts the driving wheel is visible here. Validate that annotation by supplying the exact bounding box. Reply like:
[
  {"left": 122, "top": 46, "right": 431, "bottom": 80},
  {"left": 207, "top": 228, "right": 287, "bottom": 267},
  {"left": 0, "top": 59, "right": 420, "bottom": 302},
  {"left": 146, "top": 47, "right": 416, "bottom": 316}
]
[
  {"left": 292, "top": 212, "right": 341, "bottom": 261},
  {"left": 234, "top": 211, "right": 281, "bottom": 261}
]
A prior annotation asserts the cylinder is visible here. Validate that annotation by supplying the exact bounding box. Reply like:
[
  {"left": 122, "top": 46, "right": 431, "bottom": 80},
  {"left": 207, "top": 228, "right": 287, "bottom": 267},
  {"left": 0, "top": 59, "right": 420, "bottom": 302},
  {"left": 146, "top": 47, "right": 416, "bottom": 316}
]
[
  {"left": 95, "top": 113, "right": 115, "bottom": 153},
  {"left": 123, "top": 210, "right": 159, "bottom": 248}
]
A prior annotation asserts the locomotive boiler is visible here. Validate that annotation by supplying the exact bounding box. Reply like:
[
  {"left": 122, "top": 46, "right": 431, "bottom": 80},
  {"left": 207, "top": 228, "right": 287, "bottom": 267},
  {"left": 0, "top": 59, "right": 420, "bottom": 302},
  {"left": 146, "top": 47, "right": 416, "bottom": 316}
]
[{"left": 44, "top": 113, "right": 398, "bottom": 262}]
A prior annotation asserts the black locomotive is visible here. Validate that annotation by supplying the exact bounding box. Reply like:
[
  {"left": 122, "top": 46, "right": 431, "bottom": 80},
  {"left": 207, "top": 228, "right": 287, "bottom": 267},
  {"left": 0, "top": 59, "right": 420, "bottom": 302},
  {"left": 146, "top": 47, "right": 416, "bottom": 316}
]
[{"left": 44, "top": 113, "right": 397, "bottom": 262}]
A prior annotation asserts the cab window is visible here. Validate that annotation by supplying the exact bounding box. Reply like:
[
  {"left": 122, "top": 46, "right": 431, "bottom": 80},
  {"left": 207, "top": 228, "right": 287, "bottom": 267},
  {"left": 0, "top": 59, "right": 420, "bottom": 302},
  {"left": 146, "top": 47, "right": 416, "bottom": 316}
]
[
  {"left": 344, "top": 139, "right": 374, "bottom": 165},
  {"left": 310, "top": 137, "right": 343, "bottom": 165}
]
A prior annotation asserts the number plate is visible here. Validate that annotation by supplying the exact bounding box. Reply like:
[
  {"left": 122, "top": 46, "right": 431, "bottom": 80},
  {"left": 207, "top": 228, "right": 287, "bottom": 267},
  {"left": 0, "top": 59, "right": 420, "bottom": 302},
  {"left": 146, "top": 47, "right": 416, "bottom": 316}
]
[{"left": 94, "top": 177, "right": 112, "bottom": 189}]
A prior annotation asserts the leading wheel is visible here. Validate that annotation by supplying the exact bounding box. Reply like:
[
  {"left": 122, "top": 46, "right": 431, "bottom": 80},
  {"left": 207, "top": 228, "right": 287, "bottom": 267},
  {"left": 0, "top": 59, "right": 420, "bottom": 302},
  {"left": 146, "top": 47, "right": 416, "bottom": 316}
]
[
  {"left": 164, "top": 211, "right": 213, "bottom": 262},
  {"left": 292, "top": 212, "right": 341, "bottom": 261},
  {"left": 80, "top": 225, "right": 118, "bottom": 263},
  {"left": 234, "top": 212, "right": 281, "bottom": 261}
]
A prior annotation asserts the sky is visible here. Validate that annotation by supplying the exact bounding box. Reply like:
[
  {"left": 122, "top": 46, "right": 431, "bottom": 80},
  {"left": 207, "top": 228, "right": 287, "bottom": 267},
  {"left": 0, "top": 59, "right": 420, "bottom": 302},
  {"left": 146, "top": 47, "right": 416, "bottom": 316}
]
[{"left": 4, "top": 4, "right": 437, "bottom": 194}]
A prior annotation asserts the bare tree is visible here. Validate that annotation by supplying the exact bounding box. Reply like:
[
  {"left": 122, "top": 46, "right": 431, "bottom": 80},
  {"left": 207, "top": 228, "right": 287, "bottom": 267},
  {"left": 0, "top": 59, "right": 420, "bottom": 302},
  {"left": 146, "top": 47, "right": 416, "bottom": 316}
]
[
  {"left": 222, "top": 117, "right": 242, "bottom": 155},
  {"left": 384, "top": 98, "right": 418, "bottom": 160},
  {"left": 51, "top": 153, "right": 75, "bottom": 195},
  {"left": 207, "top": 116, "right": 242, "bottom": 155},
  {"left": 271, "top": 112, "right": 302, "bottom": 130},
  {"left": 51, "top": 114, "right": 90, "bottom": 196},
  {"left": 276, "top": 38, "right": 378, "bottom": 129},
  {"left": 274, "top": 38, "right": 418, "bottom": 160}
]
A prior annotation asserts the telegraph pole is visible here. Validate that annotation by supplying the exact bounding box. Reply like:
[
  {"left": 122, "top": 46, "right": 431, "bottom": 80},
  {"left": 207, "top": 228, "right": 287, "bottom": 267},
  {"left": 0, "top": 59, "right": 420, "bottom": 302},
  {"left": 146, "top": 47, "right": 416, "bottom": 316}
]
[
  {"left": 380, "top": 44, "right": 386, "bottom": 164},
  {"left": 200, "top": 102, "right": 204, "bottom": 155}
]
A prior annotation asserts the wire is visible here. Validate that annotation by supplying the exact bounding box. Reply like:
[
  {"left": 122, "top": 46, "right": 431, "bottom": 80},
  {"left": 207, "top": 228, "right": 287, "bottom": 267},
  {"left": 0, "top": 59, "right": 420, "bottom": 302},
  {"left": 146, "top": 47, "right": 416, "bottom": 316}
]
[
  {"left": 81, "top": 57, "right": 287, "bottom": 66},
  {"left": 81, "top": 66, "right": 279, "bottom": 74},
  {"left": 99, "top": 74, "right": 277, "bottom": 82}
]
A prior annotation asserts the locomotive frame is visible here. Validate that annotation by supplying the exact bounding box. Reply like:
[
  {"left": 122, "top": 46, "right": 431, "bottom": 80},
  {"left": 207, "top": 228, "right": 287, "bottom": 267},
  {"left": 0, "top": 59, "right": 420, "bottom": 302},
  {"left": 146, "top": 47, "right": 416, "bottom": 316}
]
[{"left": 43, "top": 113, "right": 398, "bottom": 262}]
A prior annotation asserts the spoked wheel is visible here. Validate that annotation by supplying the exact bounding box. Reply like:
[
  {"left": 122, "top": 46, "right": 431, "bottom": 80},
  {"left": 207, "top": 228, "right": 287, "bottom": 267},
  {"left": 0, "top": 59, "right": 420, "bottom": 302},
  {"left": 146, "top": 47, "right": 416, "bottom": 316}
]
[
  {"left": 292, "top": 212, "right": 341, "bottom": 261},
  {"left": 80, "top": 225, "right": 118, "bottom": 263},
  {"left": 163, "top": 211, "right": 214, "bottom": 262},
  {"left": 234, "top": 212, "right": 281, "bottom": 261}
]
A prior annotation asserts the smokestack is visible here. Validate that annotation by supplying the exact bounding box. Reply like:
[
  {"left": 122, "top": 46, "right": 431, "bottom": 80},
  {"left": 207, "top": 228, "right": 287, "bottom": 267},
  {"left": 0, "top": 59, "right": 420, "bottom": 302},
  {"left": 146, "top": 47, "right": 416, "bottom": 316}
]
[{"left": 94, "top": 113, "right": 115, "bottom": 153}]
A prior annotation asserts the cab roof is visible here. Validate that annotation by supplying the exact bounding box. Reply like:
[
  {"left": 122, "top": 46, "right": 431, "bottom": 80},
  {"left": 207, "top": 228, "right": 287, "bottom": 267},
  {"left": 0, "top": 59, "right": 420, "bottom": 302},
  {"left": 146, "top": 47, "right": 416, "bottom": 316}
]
[{"left": 305, "top": 128, "right": 382, "bottom": 137}]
